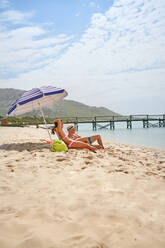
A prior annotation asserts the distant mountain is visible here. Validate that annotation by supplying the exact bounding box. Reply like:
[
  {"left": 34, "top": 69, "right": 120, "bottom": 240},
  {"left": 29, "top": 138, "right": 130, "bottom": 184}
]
[
  {"left": 0, "top": 88, "right": 120, "bottom": 117},
  {"left": 0, "top": 88, "right": 24, "bottom": 116}
]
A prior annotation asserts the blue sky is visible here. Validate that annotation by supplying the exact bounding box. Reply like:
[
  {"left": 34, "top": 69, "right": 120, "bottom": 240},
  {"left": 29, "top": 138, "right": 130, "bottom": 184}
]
[
  {"left": 10, "top": 0, "right": 113, "bottom": 35},
  {"left": 0, "top": 0, "right": 165, "bottom": 114}
]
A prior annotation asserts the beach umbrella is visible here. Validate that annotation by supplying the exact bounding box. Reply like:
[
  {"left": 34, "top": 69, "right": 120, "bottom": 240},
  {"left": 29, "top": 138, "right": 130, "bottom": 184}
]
[{"left": 7, "top": 85, "right": 68, "bottom": 140}]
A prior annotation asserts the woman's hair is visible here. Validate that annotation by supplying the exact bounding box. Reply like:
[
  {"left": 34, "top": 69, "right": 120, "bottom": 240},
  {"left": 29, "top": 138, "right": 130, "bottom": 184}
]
[
  {"left": 54, "top": 121, "right": 58, "bottom": 128},
  {"left": 51, "top": 120, "right": 58, "bottom": 134},
  {"left": 51, "top": 128, "right": 55, "bottom": 134}
]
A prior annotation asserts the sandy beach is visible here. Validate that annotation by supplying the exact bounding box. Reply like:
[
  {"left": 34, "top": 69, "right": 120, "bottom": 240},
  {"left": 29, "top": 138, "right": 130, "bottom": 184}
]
[{"left": 0, "top": 126, "right": 165, "bottom": 248}]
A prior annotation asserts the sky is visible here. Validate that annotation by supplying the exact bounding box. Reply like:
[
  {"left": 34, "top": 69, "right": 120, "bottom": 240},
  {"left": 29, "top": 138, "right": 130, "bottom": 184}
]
[{"left": 0, "top": 0, "right": 165, "bottom": 115}]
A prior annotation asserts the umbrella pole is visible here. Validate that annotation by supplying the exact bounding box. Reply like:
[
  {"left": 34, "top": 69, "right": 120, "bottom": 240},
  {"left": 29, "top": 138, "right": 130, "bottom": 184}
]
[{"left": 39, "top": 107, "right": 52, "bottom": 141}]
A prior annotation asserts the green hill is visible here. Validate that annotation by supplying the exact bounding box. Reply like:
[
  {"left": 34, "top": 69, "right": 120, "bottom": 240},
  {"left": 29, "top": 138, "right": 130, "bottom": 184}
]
[{"left": 0, "top": 88, "right": 120, "bottom": 118}]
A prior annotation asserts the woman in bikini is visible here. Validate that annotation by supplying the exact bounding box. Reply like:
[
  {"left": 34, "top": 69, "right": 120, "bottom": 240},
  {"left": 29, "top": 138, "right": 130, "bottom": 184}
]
[
  {"left": 52, "top": 119, "right": 97, "bottom": 152},
  {"left": 67, "top": 125, "right": 104, "bottom": 149}
]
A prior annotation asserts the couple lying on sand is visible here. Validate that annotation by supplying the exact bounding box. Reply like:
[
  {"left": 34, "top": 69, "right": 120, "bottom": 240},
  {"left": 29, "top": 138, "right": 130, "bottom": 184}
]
[{"left": 51, "top": 119, "right": 104, "bottom": 152}]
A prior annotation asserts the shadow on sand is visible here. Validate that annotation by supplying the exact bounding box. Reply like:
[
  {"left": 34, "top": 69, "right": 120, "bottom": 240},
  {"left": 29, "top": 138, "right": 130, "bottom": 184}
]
[{"left": 0, "top": 142, "right": 50, "bottom": 152}]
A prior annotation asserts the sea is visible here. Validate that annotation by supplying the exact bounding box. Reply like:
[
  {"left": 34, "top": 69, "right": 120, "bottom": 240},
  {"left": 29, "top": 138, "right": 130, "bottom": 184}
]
[{"left": 64, "top": 121, "right": 165, "bottom": 150}]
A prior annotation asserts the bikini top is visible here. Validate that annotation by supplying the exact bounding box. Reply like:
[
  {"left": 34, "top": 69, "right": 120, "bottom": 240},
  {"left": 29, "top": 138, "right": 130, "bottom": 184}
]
[{"left": 58, "top": 133, "right": 75, "bottom": 148}]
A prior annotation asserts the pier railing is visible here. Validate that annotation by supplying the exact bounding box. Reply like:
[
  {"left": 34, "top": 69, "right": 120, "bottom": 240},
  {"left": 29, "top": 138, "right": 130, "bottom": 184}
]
[
  {"left": 60, "top": 114, "right": 165, "bottom": 122},
  {"left": 1, "top": 115, "right": 164, "bottom": 129},
  {"left": 58, "top": 114, "right": 165, "bottom": 130}
]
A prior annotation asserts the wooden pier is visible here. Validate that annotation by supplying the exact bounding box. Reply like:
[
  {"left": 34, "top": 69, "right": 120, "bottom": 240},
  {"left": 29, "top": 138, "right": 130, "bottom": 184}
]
[{"left": 60, "top": 115, "right": 165, "bottom": 131}]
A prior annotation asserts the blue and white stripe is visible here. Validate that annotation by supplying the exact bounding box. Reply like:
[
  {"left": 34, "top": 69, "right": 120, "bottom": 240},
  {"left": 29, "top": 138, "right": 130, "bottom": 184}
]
[{"left": 7, "top": 86, "right": 68, "bottom": 116}]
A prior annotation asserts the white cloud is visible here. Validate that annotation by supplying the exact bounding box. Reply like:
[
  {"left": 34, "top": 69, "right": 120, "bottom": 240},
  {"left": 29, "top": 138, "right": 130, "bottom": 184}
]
[
  {"left": 0, "top": 9, "right": 73, "bottom": 77},
  {"left": 0, "top": 0, "right": 165, "bottom": 114},
  {"left": 89, "top": 1, "right": 100, "bottom": 9},
  {"left": 0, "top": 10, "right": 34, "bottom": 24},
  {"left": 0, "top": 0, "right": 10, "bottom": 9}
]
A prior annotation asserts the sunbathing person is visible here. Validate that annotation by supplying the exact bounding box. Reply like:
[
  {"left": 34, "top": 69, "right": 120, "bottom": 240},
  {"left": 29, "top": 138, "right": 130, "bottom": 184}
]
[
  {"left": 66, "top": 125, "right": 104, "bottom": 149},
  {"left": 51, "top": 119, "right": 97, "bottom": 152}
]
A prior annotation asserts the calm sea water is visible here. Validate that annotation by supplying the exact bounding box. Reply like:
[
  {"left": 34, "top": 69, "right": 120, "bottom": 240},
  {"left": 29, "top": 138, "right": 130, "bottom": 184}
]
[{"left": 64, "top": 121, "right": 165, "bottom": 149}]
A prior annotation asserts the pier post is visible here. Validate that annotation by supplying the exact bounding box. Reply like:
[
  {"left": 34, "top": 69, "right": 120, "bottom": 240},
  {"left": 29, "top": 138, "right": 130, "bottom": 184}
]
[
  {"left": 74, "top": 117, "right": 78, "bottom": 131},
  {"left": 146, "top": 115, "right": 149, "bottom": 128},
  {"left": 93, "top": 117, "right": 97, "bottom": 131},
  {"left": 143, "top": 116, "right": 149, "bottom": 128},
  {"left": 92, "top": 122, "right": 96, "bottom": 131},
  {"left": 163, "top": 115, "right": 165, "bottom": 127},
  {"left": 127, "top": 120, "right": 129, "bottom": 129},
  {"left": 74, "top": 122, "right": 78, "bottom": 131},
  {"left": 127, "top": 121, "right": 132, "bottom": 129},
  {"left": 112, "top": 116, "right": 115, "bottom": 129},
  {"left": 110, "top": 121, "right": 115, "bottom": 130},
  {"left": 143, "top": 120, "right": 145, "bottom": 128},
  {"left": 143, "top": 120, "right": 146, "bottom": 128},
  {"left": 127, "top": 115, "right": 132, "bottom": 129}
]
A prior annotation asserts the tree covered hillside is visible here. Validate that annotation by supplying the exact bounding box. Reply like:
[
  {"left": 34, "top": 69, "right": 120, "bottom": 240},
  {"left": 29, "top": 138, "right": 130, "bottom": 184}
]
[{"left": 0, "top": 88, "right": 120, "bottom": 117}]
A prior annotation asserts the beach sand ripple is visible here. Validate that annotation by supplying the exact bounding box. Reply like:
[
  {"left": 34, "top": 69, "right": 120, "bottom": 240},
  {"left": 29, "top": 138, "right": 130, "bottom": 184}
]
[{"left": 0, "top": 127, "right": 165, "bottom": 248}]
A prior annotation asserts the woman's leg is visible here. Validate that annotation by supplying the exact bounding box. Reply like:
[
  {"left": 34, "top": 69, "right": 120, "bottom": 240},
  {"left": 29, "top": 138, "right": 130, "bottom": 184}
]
[
  {"left": 69, "top": 140, "right": 97, "bottom": 152},
  {"left": 90, "top": 135, "right": 104, "bottom": 149},
  {"left": 75, "top": 136, "right": 104, "bottom": 149},
  {"left": 75, "top": 137, "right": 89, "bottom": 144}
]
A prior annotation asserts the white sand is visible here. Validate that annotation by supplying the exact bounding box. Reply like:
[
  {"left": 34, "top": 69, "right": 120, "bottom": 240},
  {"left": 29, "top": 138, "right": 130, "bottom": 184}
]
[{"left": 0, "top": 126, "right": 165, "bottom": 248}]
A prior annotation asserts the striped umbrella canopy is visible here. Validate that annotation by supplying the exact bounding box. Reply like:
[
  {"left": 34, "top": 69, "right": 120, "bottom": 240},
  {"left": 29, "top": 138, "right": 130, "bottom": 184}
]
[
  {"left": 8, "top": 86, "right": 68, "bottom": 116},
  {"left": 7, "top": 86, "right": 68, "bottom": 141}
]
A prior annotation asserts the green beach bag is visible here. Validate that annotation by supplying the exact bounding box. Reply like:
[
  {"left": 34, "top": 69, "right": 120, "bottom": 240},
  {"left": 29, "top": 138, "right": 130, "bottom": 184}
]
[{"left": 50, "top": 139, "right": 68, "bottom": 152}]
